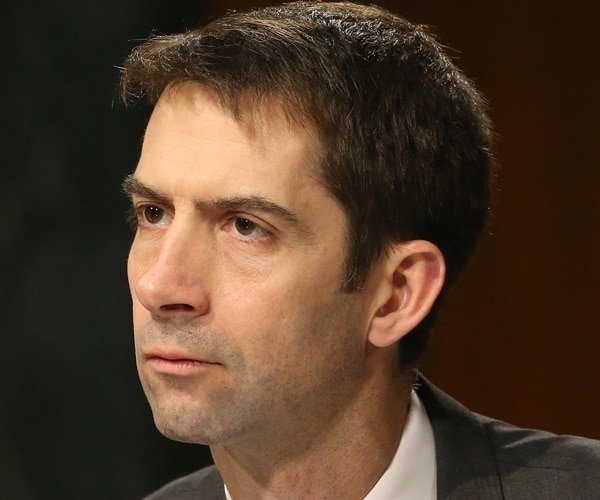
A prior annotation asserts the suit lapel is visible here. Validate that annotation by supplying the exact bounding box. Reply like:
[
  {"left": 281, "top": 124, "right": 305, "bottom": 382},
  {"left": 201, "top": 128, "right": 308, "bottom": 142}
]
[
  {"left": 200, "top": 466, "right": 226, "bottom": 499},
  {"left": 416, "top": 375, "right": 505, "bottom": 499}
]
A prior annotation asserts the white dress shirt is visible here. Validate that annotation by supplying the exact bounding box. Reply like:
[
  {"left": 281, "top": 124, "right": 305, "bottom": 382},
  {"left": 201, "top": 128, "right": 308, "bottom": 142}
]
[{"left": 364, "top": 390, "right": 437, "bottom": 499}]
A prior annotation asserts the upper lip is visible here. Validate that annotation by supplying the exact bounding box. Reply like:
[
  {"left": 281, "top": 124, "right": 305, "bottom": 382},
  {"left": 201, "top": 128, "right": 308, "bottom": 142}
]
[{"left": 144, "top": 349, "right": 219, "bottom": 364}]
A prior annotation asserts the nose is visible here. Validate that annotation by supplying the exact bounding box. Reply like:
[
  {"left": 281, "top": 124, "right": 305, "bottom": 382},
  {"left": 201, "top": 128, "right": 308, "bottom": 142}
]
[{"left": 129, "top": 232, "right": 210, "bottom": 319}]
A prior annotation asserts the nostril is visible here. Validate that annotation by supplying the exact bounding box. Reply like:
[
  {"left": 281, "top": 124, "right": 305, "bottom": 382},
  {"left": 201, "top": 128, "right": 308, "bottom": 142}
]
[{"left": 160, "top": 304, "right": 196, "bottom": 312}]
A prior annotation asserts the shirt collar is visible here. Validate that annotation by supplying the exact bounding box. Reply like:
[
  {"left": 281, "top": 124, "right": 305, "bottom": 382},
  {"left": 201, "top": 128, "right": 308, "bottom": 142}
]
[{"left": 363, "top": 390, "right": 437, "bottom": 500}]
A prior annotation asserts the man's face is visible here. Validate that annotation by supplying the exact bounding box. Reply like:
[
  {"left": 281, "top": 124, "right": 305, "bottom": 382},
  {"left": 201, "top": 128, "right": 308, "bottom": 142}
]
[{"left": 127, "top": 83, "right": 377, "bottom": 448}]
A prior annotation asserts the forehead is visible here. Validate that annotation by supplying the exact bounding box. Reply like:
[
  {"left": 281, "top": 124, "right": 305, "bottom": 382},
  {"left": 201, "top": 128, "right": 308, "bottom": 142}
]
[
  {"left": 153, "top": 82, "right": 321, "bottom": 162},
  {"left": 139, "top": 82, "right": 323, "bottom": 189}
]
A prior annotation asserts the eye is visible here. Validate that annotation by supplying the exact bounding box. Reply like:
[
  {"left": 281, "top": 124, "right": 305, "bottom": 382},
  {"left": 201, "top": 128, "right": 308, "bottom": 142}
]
[
  {"left": 132, "top": 203, "right": 171, "bottom": 229},
  {"left": 231, "top": 217, "right": 271, "bottom": 240},
  {"left": 234, "top": 217, "right": 260, "bottom": 236},
  {"left": 143, "top": 205, "right": 164, "bottom": 224}
]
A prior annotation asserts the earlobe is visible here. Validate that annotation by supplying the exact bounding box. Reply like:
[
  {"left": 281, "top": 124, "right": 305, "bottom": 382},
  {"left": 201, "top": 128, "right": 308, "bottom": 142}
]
[{"left": 368, "top": 241, "right": 445, "bottom": 348}]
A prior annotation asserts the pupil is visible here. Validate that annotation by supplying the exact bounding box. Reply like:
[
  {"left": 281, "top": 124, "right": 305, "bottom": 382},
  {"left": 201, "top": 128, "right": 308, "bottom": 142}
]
[
  {"left": 236, "top": 218, "right": 255, "bottom": 235},
  {"left": 145, "top": 206, "right": 161, "bottom": 223}
]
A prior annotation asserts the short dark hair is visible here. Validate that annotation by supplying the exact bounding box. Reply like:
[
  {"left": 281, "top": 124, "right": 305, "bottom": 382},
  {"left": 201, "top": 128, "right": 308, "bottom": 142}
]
[{"left": 120, "top": 1, "right": 495, "bottom": 368}]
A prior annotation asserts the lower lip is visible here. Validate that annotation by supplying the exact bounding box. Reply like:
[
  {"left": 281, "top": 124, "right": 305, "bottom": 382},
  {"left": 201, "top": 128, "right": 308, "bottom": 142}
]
[{"left": 147, "top": 357, "right": 219, "bottom": 375}]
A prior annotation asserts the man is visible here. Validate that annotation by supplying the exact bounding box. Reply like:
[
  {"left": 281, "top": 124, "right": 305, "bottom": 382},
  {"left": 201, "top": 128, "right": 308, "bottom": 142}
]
[{"left": 121, "top": 2, "right": 600, "bottom": 498}]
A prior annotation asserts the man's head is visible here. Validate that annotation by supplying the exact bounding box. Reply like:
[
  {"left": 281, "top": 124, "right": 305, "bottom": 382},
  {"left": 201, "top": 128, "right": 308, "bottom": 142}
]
[
  {"left": 122, "top": 1, "right": 494, "bottom": 369},
  {"left": 123, "top": 3, "right": 493, "bottom": 446},
  {"left": 125, "top": 84, "right": 382, "bottom": 446}
]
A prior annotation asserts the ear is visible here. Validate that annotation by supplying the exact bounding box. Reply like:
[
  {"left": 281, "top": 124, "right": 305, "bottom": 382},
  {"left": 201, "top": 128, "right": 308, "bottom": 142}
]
[{"left": 367, "top": 241, "right": 446, "bottom": 348}]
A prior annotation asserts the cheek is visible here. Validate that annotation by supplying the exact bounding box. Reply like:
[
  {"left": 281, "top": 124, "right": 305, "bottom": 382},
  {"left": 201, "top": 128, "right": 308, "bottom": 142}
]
[
  {"left": 127, "top": 247, "right": 153, "bottom": 328},
  {"left": 131, "top": 302, "right": 148, "bottom": 331},
  {"left": 127, "top": 240, "right": 146, "bottom": 292},
  {"left": 216, "top": 275, "right": 348, "bottom": 364},
  {"left": 213, "top": 242, "right": 347, "bottom": 340},
  {"left": 127, "top": 264, "right": 144, "bottom": 315}
]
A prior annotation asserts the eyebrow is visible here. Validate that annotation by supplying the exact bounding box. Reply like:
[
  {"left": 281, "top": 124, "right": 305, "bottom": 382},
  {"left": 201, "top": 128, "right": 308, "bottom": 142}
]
[
  {"left": 122, "top": 175, "right": 171, "bottom": 206},
  {"left": 122, "top": 175, "right": 309, "bottom": 234}
]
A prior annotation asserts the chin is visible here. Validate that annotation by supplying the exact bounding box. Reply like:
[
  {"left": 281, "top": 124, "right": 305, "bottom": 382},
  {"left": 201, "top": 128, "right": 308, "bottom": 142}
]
[
  {"left": 149, "top": 398, "right": 239, "bottom": 446},
  {"left": 153, "top": 413, "right": 214, "bottom": 445}
]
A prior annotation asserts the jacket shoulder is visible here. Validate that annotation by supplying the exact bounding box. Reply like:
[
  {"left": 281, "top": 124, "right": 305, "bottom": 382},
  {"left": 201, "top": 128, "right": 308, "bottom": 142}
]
[
  {"left": 483, "top": 416, "right": 600, "bottom": 469},
  {"left": 480, "top": 414, "right": 600, "bottom": 497},
  {"left": 143, "top": 465, "right": 224, "bottom": 500},
  {"left": 416, "top": 375, "right": 600, "bottom": 499}
]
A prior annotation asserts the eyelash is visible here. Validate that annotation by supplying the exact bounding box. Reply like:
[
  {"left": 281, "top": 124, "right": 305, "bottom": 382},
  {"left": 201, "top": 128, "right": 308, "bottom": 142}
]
[
  {"left": 225, "top": 216, "right": 273, "bottom": 241},
  {"left": 126, "top": 203, "right": 274, "bottom": 242}
]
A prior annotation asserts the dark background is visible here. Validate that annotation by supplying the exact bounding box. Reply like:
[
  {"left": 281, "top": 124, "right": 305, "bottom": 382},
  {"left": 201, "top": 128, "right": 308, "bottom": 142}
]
[{"left": 2, "top": 0, "right": 598, "bottom": 498}]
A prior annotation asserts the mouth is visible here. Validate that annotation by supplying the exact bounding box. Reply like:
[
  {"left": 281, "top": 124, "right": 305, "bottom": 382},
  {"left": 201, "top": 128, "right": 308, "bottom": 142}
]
[{"left": 144, "top": 350, "right": 221, "bottom": 375}]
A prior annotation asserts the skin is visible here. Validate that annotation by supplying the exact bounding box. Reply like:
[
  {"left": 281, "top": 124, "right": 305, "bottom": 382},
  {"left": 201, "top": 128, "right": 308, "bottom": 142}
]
[{"left": 126, "top": 82, "right": 445, "bottom": 498}]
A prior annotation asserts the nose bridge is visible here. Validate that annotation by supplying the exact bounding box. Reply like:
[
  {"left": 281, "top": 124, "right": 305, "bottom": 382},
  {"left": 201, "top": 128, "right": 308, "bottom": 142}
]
[
  {"left": 134, "top": 221, "right": 210, "bottom": 316},
  {"left": 155, "top": 223, "right": 200, "bottom": 284}
]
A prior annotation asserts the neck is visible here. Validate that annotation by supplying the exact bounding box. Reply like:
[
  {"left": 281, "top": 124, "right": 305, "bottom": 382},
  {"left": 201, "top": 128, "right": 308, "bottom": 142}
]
[{"left": 211, "top": 367, "right": 413, "bottom": 499}]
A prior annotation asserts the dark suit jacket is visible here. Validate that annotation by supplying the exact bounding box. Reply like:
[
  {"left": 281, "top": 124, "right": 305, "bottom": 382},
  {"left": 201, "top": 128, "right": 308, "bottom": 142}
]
[{"left": 145, "top": 376, "right": 600, "bottom": 499}]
